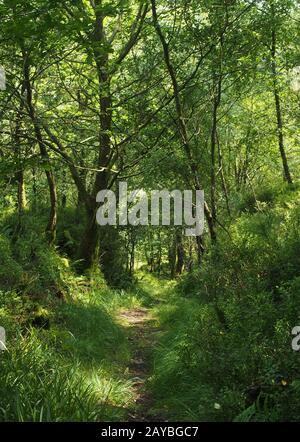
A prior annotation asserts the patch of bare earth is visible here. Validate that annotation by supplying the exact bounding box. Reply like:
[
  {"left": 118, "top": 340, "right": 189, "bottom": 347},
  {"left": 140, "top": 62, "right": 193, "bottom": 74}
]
[{"left": 118, "top": 308, "right": 165, "bottom": 422}]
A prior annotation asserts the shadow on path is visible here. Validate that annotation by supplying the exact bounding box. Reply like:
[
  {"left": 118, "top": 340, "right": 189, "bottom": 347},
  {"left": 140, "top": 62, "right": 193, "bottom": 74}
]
[{"left": 118, "top": 308, "right": 166, "bottom": 422}]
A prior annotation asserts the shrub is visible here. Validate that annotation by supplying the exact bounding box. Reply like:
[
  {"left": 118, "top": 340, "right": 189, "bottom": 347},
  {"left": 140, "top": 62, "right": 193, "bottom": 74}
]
[
  {"left": 0, "top": 235, "right": 23, "bottom": 290},
  {"left": 150, "top": 188, "right": 300, "bottom": 421}
]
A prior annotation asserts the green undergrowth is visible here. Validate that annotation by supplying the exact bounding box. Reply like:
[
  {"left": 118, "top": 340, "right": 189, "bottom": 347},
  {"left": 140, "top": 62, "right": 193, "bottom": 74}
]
[
  {"left": 0, "top": 275, "right": 142, "bottom": 421},
  {"left": 0, "top": 209, "right": 159, "bottom": 422},
  {"left": 148, "top": 184, "right": 300, "bottom": 422},
  {"left": 1, "top": 184, "right": 300, "bottom": 422}
]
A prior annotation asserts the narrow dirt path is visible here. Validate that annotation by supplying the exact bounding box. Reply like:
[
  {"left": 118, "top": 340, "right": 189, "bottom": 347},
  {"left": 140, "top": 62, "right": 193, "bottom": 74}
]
[{"left": 118, "top": 308, "right": 164, "bottom": 422}]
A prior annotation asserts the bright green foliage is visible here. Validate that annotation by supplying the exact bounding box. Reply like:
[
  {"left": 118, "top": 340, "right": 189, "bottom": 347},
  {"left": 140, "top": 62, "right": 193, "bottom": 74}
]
[
  {"left": 149, "top": 186, "right": 300, "bottom": 421},
  {"left": 0, "top": 273, "right": 137, "bottom": 421},
  {"left": 0, "top": 0, "right": 300, "bottom": 423}
]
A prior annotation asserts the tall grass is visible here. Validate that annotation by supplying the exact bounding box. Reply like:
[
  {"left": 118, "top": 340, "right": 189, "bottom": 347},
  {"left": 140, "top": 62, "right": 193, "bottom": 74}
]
[
  {"left": 148, "top": 186, "right": 300, "bottom": 422},
  {"left": 0, "top": 335, "right": 103, "bottom": 421},
  {"left": 0, "top": 282, "right": 136, "bottom": 421}
]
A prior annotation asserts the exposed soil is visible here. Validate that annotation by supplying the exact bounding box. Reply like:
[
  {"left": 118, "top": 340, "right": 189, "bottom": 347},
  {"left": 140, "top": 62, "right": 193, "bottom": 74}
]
[{"left": 118, "top": 308, "right": 165, "bottom": 422}]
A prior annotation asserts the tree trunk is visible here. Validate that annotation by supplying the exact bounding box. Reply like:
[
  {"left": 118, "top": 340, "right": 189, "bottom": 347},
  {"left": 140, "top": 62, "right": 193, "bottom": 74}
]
[
  {"left": 22, "top": 49, "right": 57, "bottom": 244},
  {"left": 78, "top": 206, "right": 99, "bottom": 271},
  {"left": 210, "top": 73, "right": 222, "bottom": 224},
  {"left": 13, "top": 90, "right": 27, "bottom": 236},
  {"left": 271, "top": 28, "right": 293, "bottom": 185},
  {"left": 78, "top": 0, "right": 112, "bottom": 270},
  {"left": 168, "top": 235, "right": 177, "bottom": 278},
  {"left": 175, "top": 230, "right": 185, "bottom": 275},
  {"left": 128, "top": 230, "right": 136, "bottom": 275},
  {"left": 195, "top": 235, "right": 205, "bottom": 265},
  {"left": 217, "top": 132, "right": 231, "bottom": 218},
  {"left": 151, "top": 0, "right": 217, "bottom": 244}
]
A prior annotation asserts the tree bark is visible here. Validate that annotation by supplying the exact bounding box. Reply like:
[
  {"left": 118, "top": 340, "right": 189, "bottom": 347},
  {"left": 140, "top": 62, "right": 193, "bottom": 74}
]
[
  {"left": 151, "top": 0, "right": 217, "bottom": 243},
  {"left": 217, "top": 132, "right": 231, "bottom": 218},
  {"left": 210, "top": 73, "right": 222, "bottom": 224},
  {"left": 168, "top": 236, "right": 177, "bottom": 278},
  {"left": 13, "top": 88, "right": 27, "bottom": 236},
  {"left": 271, "top": 27, "right": 293, "bottom": 185},
  {"left": 78, "top": 0, "right": 112, "bottom": 270},
  {"left": 175, "top": 230, "right": 185, "bottom": 275},
  {"left": 22, "top": 50, "right": 57, "bottom": 244},
  {"left": 195, "top": 235, "right": 205, "bottom": 265}
]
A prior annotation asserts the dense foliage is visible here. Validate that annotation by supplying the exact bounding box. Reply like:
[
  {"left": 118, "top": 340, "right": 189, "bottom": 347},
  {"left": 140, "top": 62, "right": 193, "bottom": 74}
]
[{"left": 0, "top": 0, "right": 300, "bottom": 422}]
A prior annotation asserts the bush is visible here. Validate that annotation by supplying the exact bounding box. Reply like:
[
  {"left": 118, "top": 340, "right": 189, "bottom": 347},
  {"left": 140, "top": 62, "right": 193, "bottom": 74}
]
[
  {"left": 237, "top": 185, "right": 279, "bottom": 214},
  {"left": 0, "top": 235, "right": 23, "bottom": 290},
  {"left": 56, "top": 207, "right": 86, "bottom": 258},
  {"left": 150, "top": 187, "right": 300, "bottom": 421}
]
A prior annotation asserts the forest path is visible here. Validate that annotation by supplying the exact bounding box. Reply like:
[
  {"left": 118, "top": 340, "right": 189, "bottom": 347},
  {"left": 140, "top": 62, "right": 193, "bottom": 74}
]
[{"left": 117, "top": 305, "right": 165, "bottom": 421}]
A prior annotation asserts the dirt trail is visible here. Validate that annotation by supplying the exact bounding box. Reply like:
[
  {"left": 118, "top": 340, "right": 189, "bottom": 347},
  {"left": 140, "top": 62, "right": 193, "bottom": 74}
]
[{"left": 118, "top": 308, "right": 164, "bottom": 422}]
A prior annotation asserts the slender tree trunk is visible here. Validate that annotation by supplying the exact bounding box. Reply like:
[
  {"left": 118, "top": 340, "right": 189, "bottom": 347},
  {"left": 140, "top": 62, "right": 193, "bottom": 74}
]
[
  {"left": 128, "top": 230, "right": 136, "bottom": 275},
  {"left": 155, "top": 233, "right": 162, "bottom": 275},
  {"left": 186, "top": 239, "right": 193, "bottom": 273},
  {"left": 168, "top": 234, "right": 177, "bottom": 278},
  {"left": 32, "top": 167, "right": 37, "bottom": 210},
  {"left": 210, "top": 73, "right": 222, "bottom": 223},
  {"left": 175, "top": 230, "right": 185, "bottom": 275},
  {"left": 61, "top": 170, "right": 67, "bottom": 208},
  {"left": 271, "top": 28, "right": 293, "bottom": 185},
  {"left": 22, "top": 50, "right": 57, "bottom": 244},
  {"left": 77, "top": 168, "right": 87, "bottom": 209},
  {"left": 151, "top": 0, "right": 217, "bottom": 244},
  {"left": 195, "top": 235, "right": 205, "bottom": 265},
  {"left": 13, "top": 170, "right": 27, "bottom": 239},
  {"left": 216, "top": 132, "right": 231, "bottom": 218},
  {"left": 13, "top": 89, "right": 27, "bottom": 236}
]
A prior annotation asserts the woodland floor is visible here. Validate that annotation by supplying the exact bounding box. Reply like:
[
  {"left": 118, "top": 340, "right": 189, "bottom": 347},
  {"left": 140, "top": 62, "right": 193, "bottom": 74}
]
[
  {"left": 115, "top": 274, "right": 173, "bottom": 422},
  {"left": 117, "top": 307, "right": 164, "bottom": 421}
]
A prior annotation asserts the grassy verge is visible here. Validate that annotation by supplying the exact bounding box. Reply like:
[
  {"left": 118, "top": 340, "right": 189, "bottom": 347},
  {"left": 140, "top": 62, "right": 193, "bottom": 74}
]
[
  {"left": 147, "top": 185, "right": 300, "bottom": 422},
  {"left": 0, "top": 275, "right": 141, "bottom": 422}
]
